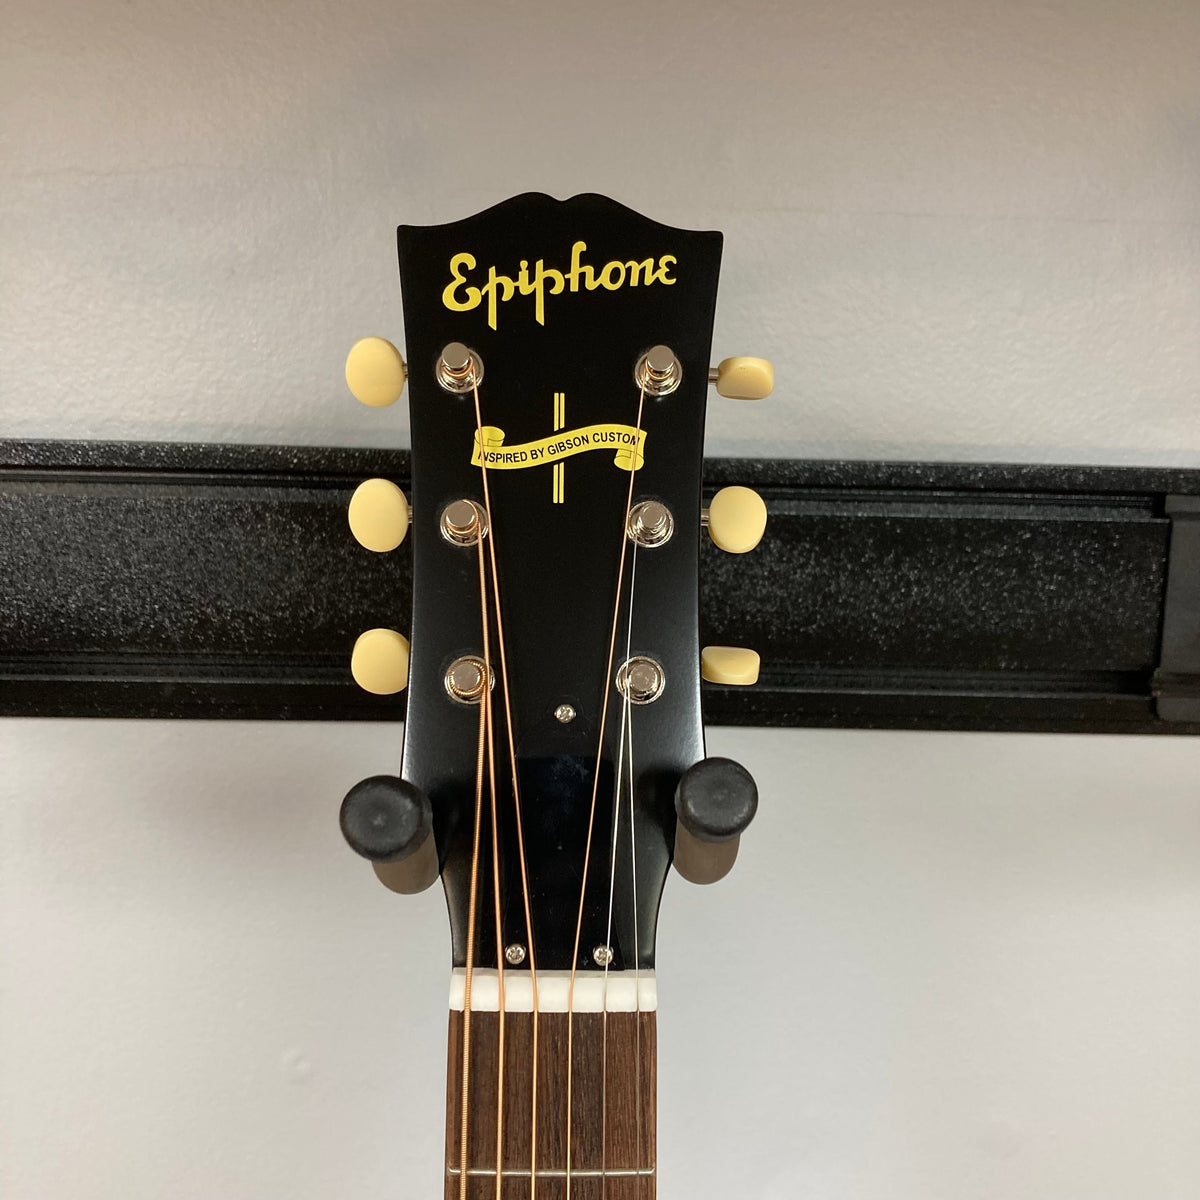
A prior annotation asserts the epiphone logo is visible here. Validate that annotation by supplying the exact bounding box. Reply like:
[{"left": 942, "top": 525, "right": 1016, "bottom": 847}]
[{"left": 441, "top": 240, "right": 677, "bottom": 329}]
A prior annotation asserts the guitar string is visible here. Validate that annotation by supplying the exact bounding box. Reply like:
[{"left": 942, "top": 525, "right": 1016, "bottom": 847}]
[
  {"left": 600, "top": 536, "right": 639, "bottom": 1196},
  {"left": 457, "top": 633, "right": 490, "bottom": 1200},
  {"left": 471, "top": 380, "right": 542, "bottom": 1197},
  {"left": 598, "top": 679, "right": 625, "bottom": 1193},
  {"left": 628, "top": 693, "right": 643, "bottom": 1200},
  {"left": 624, "top": 541, "right": 644, "bottom": 1200},
  {"left": 475, "top": 525, "right": 506, "bottom": 1198},
  {"left": 565, "top": 381, "right": 648, "bottom": 1200}
]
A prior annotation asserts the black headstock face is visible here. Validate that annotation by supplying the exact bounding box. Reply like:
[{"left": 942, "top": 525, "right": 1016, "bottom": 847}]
[{"left": 395, "top": 194, "right": 723, "bottom": 972}]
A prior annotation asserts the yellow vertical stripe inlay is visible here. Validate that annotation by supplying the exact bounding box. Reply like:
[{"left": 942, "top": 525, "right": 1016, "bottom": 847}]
[{"left": 552, "top": 392, "right": 565, "bottom": 503}]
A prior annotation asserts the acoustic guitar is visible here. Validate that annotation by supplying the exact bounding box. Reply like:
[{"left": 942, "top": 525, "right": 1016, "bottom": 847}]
[{"left": 337, "top": 193, "right": 773, "bottom": 1199}]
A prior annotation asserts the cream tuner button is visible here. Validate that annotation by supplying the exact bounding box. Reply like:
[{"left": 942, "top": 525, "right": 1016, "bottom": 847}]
[
  {"left": 346, "top": 336, "right": 407, "bottom": 407},
  {"left": 711, "top": 357, "right": 774, "bottom": 400},
  {"left": 348, "top": 478, "right": 409, "bottom": 552},
  {"left": 351, "top": 629, "right": 410, "bottom": 694},
  {"left": 706, "top": 486, "right": 767, "bottom": 553},
  {"left": 701, "top": 646, "right": 761, "bottom": 686}
]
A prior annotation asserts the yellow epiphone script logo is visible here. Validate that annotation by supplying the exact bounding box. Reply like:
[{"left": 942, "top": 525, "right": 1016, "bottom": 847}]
[{"left": 443, "top": 240, "right": 676, "bottom": 329}]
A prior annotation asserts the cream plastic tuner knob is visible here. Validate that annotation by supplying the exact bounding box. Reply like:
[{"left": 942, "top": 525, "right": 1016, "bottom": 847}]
[
  {"left": 351, "top": 628, "right": 410, "bottom": 695},
  {"left": 701, "top": 646, "right": 761, "bottom": 686},
  {"left": 346, "top": 336, "right": 407, "bottom": 407},
  {"left": 706, "top": 486, "right": 767, "bottom": 554},
  {"left": 348, "top": 478, "right": 409, "bottom": 552},
  {"left": 712, "top": 357, "right": 774, "bottom": 400}
]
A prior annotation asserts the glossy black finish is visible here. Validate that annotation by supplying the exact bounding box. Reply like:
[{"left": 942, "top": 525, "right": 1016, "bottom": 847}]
[
  {"left": 2, "top": 441, "right": 1198, "bottom": 735},
  {"left": 395, "top": 195, "right": 723, "bottom": 970},
  {"left": 675, "top": 757, "right": 758, "bottom": 843},
  {"left": 341, "top": 775, "right": 432, "bottom": 863}
]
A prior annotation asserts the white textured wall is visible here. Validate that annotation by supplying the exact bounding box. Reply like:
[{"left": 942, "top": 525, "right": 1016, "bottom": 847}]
[{"left": 2, "top": 2, "right": 1199, "bottom": 1198}]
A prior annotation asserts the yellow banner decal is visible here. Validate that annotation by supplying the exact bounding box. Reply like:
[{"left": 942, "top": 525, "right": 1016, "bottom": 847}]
[{"left": 471, "top": 423, "right": 646, "bottom": 472}]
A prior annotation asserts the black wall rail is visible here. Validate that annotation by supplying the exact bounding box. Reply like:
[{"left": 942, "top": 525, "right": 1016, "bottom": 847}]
[{"left": 1, "top": 440, "right": 1197, "bottom": 733}]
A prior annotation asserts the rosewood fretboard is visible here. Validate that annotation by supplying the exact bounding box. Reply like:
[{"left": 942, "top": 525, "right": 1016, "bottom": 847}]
[{"left": 446, "top": 1006, "right": 657, "bottom": 1200}]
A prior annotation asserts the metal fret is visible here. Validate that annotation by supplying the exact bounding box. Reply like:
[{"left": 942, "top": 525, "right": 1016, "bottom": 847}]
[{"left": 448, "top": 1168, "right": 655, "bottom": 1178}]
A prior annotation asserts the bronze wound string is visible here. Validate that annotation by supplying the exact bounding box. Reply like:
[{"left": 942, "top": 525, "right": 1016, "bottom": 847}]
[
  {"left": 458, "top": 654, "right": 489, "bottom": 1200},
  {"left": 471, "top": 380, "right": 541, "bottom": 1196},
  {"left": 475, "top": 530, "right": 506, "bottom": 1198}
]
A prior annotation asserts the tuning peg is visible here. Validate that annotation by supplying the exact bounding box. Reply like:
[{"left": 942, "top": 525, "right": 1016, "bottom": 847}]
[
  {"left": 704, "top": 485, "right": 767, "bottom": 553},
  {"left": 673, "top": 757, "right": 759, "bottom": 884},
  {"left": 350, "top": 628, "right": 410, "bottom": 694},
  {"left": 340, "top": 775, "right": 439, "bottom": 894},
  {"left": 709, "top": 356, "right": 774, "bottom": 400},
  {"left": 346, "top": 336, "right": 407, "bottom": 407},
  {"left": 348, "top": 478, "right": 409, "bottom": 552},
  {"left": 701, "top": 645, "right": 761, "bottom": 686}
]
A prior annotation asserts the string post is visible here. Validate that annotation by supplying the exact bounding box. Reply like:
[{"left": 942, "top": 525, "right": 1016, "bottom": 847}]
[
  {"left": 627, "top": 499, "right": 674, "bottom": 548},
  {"left": 440, "top": 499, "right": 488, "bottom": 546},
  {"left": 634, "top": 343, "right": 682, "bottom": 397},
  {"left": 437, "top": 342, "right": 485, "bottom": 393},
  {"left": 444, "top": 655, "right": 492, "bottom": 704},
  {"left": 616, "top": 656, "right": 666, "bottom": 705}
]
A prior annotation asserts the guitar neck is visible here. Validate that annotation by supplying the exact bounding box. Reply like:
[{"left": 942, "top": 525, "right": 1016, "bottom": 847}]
[{"left": 445, "top": 970, "right": 657, "bottom": 1200}]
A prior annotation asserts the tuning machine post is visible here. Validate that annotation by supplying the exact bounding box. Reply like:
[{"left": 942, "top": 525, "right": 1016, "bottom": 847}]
[
  {"left": 436, "top": 342, "right": 484, "bottom": 393},
  {"left": 634, "top": 344, "right": 683, "bottom": 397}
]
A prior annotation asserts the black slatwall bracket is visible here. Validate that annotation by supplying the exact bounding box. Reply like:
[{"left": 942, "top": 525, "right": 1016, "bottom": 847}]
[{"left": 1, "top": 440, "right": 1198, "bottom": 734}]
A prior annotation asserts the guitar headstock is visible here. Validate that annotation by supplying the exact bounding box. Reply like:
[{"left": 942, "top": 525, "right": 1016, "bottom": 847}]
[{"left": 338, "top": 193, "right": 772, "bottom": 978}]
